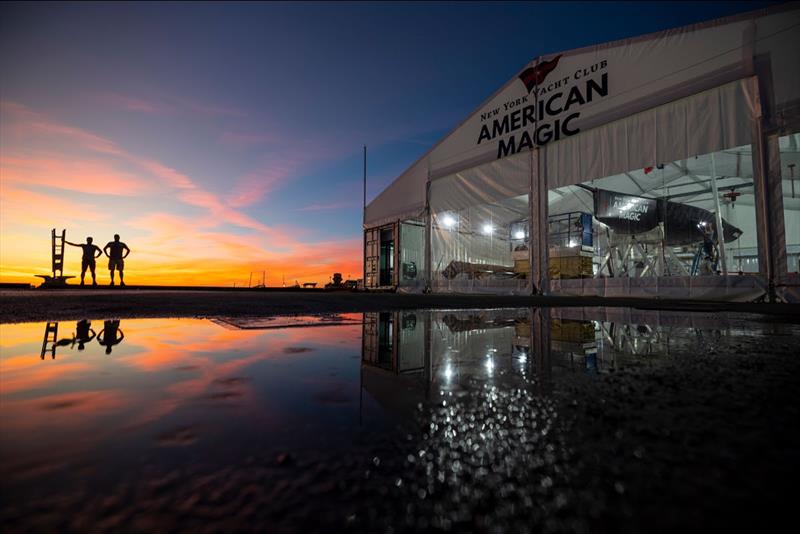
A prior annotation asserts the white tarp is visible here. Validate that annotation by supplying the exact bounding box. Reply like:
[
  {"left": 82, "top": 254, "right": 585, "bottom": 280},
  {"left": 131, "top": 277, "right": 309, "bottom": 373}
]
[
  {"left": 364, "top": 157, "right": 427, "bottom": 227},
  {"left": 550, "top": 275, "right": 767, "bottom": 302},
  {"left": 364, "top": 4, "right": 799, "bottom": 227},
  {"left": 544, "top": 78, "right": 759, "bottom": 189}
]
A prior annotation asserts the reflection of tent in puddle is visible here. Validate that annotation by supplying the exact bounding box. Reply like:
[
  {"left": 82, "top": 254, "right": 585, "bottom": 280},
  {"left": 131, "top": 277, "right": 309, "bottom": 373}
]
[{"left": 212, "top": 313, "right": 362, "bottom": 330}]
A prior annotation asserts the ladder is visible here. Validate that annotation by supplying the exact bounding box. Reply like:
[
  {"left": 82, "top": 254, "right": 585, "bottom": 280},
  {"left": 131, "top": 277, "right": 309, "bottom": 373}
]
[
  {"left": 35, "top": 229, "right": 73, "bottom": 287},
  {"left": 41, "top": 321, "right": 59, "bottom": 359},
  {"left": 52, "top": 229, "right": 65, "bottom": 277}
]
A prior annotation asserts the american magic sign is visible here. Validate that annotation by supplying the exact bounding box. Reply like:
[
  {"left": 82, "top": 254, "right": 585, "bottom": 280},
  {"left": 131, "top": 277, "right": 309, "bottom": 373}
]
[{"left": 476, "top": 56, "right": 609, "bottom": 159}]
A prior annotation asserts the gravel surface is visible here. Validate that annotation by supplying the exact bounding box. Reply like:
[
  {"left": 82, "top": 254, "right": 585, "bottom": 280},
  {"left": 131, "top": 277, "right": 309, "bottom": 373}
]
[{"left": 2, "top": 289, "right": 798, "bottom": 324}]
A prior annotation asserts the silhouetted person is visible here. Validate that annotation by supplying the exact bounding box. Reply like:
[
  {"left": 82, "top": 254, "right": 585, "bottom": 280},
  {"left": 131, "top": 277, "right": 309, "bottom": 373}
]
[
  {"left": 97, "top": 320, "right": 124, "bottom": 354},
  {"left": 65, "top": 236, "right": 102, "bottom": 286},
  {"left": 74, "top": 319, "right": 96, "bottom": 351},
  {"left": 103, "top": 234, "right": 130, "bottom": 287}
]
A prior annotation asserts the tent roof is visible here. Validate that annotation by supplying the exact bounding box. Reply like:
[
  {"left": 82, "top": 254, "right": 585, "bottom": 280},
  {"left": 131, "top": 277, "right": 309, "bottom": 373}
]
[{"left": 365, "top": 2, "right": 798, "bottom": 227}]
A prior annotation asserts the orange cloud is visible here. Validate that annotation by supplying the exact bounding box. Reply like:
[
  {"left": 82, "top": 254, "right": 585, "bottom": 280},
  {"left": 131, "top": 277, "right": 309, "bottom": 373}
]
[
  {"left": 1, "top": 154, "right": 154, "bottom": 196},
  {"left": 0, "top": 187, "right": 110, "bottom": 224}
]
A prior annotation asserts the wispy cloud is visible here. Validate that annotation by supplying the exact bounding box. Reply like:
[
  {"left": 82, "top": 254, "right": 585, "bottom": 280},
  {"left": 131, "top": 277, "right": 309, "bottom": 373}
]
[
  {"left": 219, "top": 131, "right": 277, "bottom": 147},
  {"left": 0, "top": 186, "right": 111, "bottom": 224},
  {"left": 296, "top": 201, "right": 359, "bottom": 212},
  {"left": 1, "top": 100, "right": 194, "bottom": 193},
  {"left": 97, "top": 93, "right": 167, "bottom": 115},
  {"left": 0, "top": 154, "right": 154, "bottom": 196},
  {"left": 225, "top": 163, "right": 295, "bottom": 208},
  {"left": 175, "top": 97, "right": 244, "bottom": 118}
]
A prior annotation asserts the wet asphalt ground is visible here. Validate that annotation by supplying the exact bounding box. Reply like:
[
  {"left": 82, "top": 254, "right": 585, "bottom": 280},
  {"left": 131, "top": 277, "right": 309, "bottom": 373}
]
[
  {"left": 3, "top": 314, "right": 799, "bottom": 533},
  {"left": 2, "top": 291, "right": 799, "bottom": 532}
]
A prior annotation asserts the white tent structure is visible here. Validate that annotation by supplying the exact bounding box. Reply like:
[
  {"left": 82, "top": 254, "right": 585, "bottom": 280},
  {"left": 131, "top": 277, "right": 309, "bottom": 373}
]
[{"left": 363, "top": 4, "right": 800, "bottom": 302}]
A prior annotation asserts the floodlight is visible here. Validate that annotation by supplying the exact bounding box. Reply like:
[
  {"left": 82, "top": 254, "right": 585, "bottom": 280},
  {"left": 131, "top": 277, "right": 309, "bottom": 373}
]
[
  {"left": 443, "top": 364, "right": 453, "bottom": 381},
  {"left": 482, "top": 224, "right": 494, "bottom": 235},
  {"left": 514, "top": 230, "right": 525, "bottom": 240},
  {"left": 442, "top": 215, "right": 456, "bottom": 228}
]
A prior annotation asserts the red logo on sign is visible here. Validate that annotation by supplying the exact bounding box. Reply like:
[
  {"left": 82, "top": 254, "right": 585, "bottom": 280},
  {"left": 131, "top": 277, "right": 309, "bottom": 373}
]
[{"left": 518, "top": 55, "right": 562, "bottom": 93}]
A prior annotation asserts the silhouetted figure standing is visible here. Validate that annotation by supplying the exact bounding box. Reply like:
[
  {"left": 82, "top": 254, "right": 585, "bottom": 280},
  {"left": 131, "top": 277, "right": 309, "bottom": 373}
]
[
  {"left": 65, "top": 236, "right": 103, "bottom": 286},
  {"left": 97, "top": 320, "right": 124, "bottom": 354},
  {"left": 74, "top": 319, "right": 96, "bottom": 351},
  {"left": 103, "top": 234, "right": 130, "bottom": 286}
]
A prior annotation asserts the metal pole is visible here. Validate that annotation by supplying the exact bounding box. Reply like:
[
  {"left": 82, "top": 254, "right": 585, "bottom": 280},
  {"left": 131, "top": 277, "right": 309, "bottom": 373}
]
[
  {"left": 709, "top": 153, "right": 728, "bottom": 275},
  {"left": 363, "top": 145, "right": 367, "bottom": 220},
  {"left": 531, "top": 58, "right": 539, "bottom": 295},
  {"left": 363, "top": 145, "right": 367, "bottom": 289},
  {"left": 425, "top": 178, "right": 432, "bottom": 293}
]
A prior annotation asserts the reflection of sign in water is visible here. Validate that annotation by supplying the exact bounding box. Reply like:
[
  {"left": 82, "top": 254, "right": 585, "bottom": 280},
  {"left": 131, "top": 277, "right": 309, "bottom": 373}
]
[{"left": 595, "top": 189, "right": 658, "bottom": 234}]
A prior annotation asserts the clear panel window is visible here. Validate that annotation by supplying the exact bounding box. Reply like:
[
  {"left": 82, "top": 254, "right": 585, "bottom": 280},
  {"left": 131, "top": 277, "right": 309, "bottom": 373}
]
[
  {"left": 547, "top": 144, "right": 758, "bottom": 279},
  {"left": 779, "top": 133, "right": 800, "bottom": 274},
  {"left": 431, "top": 193, "right": 530, "bottom": 293}
]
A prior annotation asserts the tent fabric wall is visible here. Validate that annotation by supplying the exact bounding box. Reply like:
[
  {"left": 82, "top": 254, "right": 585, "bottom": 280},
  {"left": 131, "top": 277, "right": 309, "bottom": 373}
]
[
  {"left": 397, "top": 222, "right": 426, "bottom": 293},
  {"left": 550, "top": 275, "right": 767, "bottom": 301},
  {"left": 429, "top": 152, "right": 532, "bottom": 295},
  {"left": 364, "top": 158, "right": 427, "bottom": 228},
  {"left": 429, "top": 151, "right": 530, "bottom": 212},
  {"left": 544, "top": 78, "right": 759, "bottom": 189}
]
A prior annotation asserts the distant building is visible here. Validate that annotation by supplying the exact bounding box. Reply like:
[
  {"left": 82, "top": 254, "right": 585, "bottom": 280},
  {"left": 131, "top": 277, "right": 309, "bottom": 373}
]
[{"left": 363, "top": 4, "right": 800, "bottom": 302}]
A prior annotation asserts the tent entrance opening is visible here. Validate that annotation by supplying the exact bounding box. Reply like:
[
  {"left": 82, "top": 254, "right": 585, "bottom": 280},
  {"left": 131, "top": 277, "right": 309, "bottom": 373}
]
[{"left": 379, "top": 229, "right": 395, "bottom": 286}]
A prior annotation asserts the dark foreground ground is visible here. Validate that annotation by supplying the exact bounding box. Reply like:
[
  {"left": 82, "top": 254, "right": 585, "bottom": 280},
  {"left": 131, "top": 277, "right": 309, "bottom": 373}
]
[
  {"left": 2, "top": 315, "right": 799, "bottom": 533},
  {"left": 1, "top": 288, "right": 798, "bottom": 323},
  {"left": 2, "top": 294, "right": 799, "bottom": 532}
]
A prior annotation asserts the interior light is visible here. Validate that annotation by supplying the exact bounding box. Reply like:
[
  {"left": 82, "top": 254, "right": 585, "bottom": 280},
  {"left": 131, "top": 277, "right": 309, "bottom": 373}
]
[
  {"left": 443, "top": 215, "right": 456, "bottom": 228},
  {"left": 568, "top": 239, "right": 578, "bottom": 247},
  {"left": 444, "top": 364, "right": 453, "bottom": 381},
  {"left": 483, "top": 224, "right": 494, "bottom": 235},
  {"left": 514, "top": 230, "right": 525, "bottom": 239}
]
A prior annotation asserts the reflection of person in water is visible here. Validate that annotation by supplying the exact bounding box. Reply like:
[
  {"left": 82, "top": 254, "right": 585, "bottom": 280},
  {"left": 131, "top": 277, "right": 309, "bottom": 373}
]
[
  {"left": 54, "top": 336, "right": 74, "bottom": 348},
  {"left": 97, "top": 320, "right": 125, "bottom": 354},
  {"left": 74, "top": 319, "right": 96, "bottom": 351}
]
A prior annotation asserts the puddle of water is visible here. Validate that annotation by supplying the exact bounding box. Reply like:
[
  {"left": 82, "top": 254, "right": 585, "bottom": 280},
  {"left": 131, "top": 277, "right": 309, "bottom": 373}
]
[{"left": 1, "top": 309, "right": 798, "bottom": 532}]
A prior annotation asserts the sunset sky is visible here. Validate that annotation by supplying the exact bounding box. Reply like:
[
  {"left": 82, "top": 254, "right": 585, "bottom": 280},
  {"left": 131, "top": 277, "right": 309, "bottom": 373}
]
[{"left": 0, "top": 1, "right": 774, "bottom": 286}]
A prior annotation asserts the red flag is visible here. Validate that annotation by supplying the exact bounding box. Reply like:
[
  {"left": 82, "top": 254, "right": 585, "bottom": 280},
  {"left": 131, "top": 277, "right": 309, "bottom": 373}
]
[{"left": 518, "top": 55, "right": 562, "bottom": 93}]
